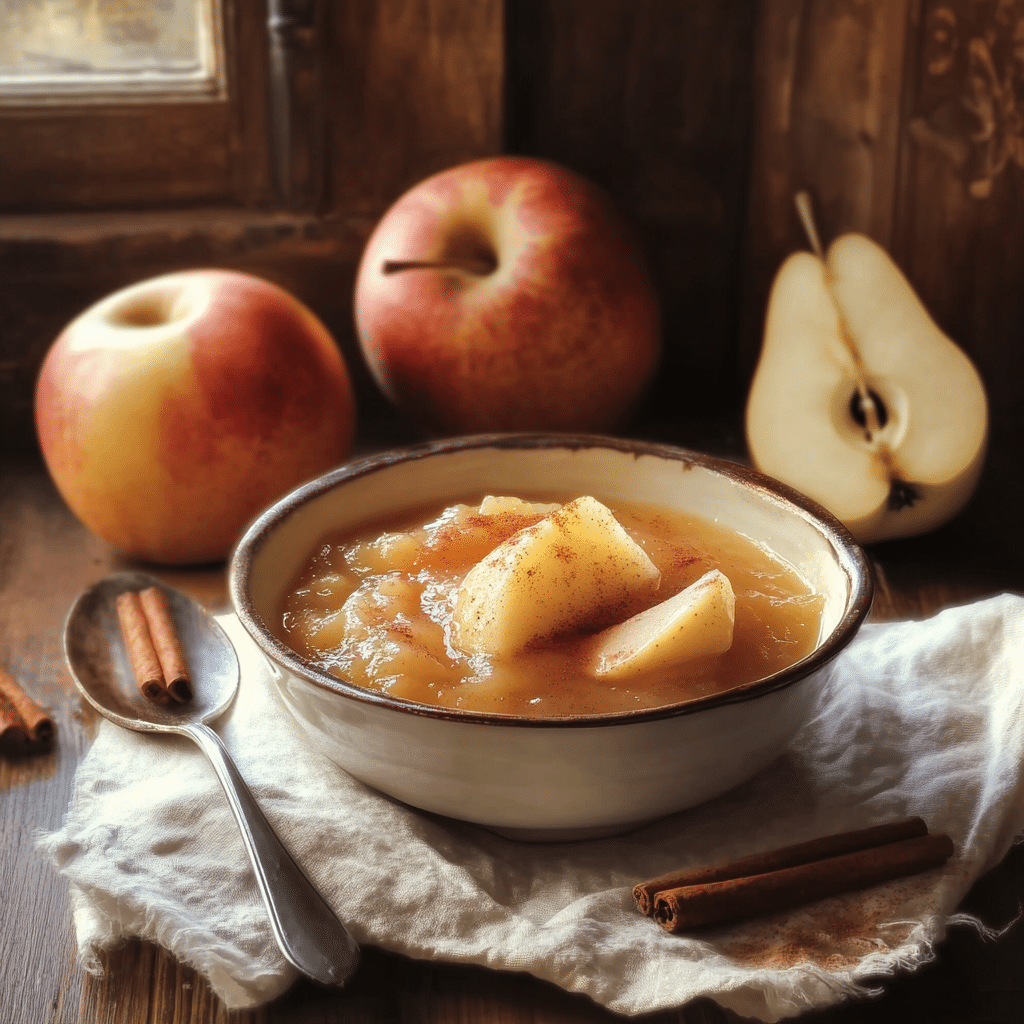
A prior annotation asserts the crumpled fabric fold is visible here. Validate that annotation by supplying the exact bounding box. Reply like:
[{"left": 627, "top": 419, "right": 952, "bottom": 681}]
[{"left": 39, "top": 594, "right": 1024, "bottom": 1022}]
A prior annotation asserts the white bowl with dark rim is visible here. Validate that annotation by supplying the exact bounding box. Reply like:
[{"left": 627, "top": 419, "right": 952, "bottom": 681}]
[{"left": 229, "top": 434, "right": 872, "bottom": 840}]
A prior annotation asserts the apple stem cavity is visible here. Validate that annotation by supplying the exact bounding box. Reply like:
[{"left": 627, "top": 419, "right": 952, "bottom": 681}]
[
  {"left": 108, "top": 286, "right": 190, "bottom": 330},
  {"left": 381, "top": 256, "right": 498, "bottom": 277},
  {"left": 381, "top": 224, "right": 499, "bottom": 278}
]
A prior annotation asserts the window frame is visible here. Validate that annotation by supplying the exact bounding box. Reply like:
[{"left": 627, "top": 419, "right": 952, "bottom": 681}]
[{"left": 0, "top": 0, "right": 275, "bottom": 215}]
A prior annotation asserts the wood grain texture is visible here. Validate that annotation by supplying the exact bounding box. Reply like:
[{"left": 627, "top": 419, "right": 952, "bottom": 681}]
[
  {"left": 506, "top": 0, "right": 758, "bottom": 422},
  {"left": 3, "top": 433, "right": 1024, "bottom": 1023},
  {"left": 741, "top": 0, "right": 1024, "bottom": 431},
  {"left": 326, "top": 0, "right": 504, "bottom": 215},
  {"left": 0, "top": 106, "right": 234, "bottom": 212},
  {"left": 740, "top": 0, "right": 915, "bottom": 382},
  {"left": 899, "top": 0, "right": 1024, "bottom": 421}
]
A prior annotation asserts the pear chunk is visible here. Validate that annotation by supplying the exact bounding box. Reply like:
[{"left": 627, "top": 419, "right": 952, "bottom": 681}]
[
  {"left": 746, "top": 205, "right": 988, "bottom": 544},
  {"left": 451, "top": 496, "right": 661, "bottom": 658},
  {"left": 586, "top": 569, "right": 735, "bottom": 679}
]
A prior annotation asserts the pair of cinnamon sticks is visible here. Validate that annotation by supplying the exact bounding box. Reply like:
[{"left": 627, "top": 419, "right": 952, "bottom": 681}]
[
  {"left": 0, "top": 665, "right": 55, "bottom": 755},
  {"left": 634, "top": 816, "right": 954, "bottom": 933},
  {"left": 116, "top": 587, "right": 193, "bottom": 705}
]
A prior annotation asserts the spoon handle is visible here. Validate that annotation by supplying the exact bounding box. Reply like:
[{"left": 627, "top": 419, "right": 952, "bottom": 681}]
[{"left": 184, "top": 721, "right": 360, "bottom": 985}]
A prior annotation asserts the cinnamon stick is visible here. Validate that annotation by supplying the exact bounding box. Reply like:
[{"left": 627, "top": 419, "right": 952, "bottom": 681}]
[
  {"left": 0, "top": 664, "right": 55, "bottom": 753},
  {"left": 650, "top": 831, "right": 954, "bottom": 933},
  {"left": 138, "top": 586, "right": 193, "bottom": 703},
  {"left": 116, "top": 590, "right": 170, "bottom": 704},
  {"left": 634, "top": 816, "right": 929, "bottom": 916}
]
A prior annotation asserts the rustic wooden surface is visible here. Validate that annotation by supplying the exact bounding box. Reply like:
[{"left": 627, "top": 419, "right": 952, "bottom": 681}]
[{"left": 2, "top": 423, "right": 1023, "bottom": 1024}]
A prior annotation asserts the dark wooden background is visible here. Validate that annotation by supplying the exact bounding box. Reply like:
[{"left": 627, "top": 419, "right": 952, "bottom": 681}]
[
  {"left": 3, "top": 1, "right": 1020, "bottom": 463},
  {"left": 0, "top": 1, "right": 752, "bottom": 457}
]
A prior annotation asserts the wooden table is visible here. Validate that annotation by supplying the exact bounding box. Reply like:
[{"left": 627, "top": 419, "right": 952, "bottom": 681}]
[{"left": 3, "top": 440, "right": 1023, "bottom": 1024}]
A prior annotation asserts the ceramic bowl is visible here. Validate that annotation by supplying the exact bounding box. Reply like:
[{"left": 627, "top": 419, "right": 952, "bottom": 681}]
[{"left": 229, "top": 434, "right": 872, "bottom": 840}]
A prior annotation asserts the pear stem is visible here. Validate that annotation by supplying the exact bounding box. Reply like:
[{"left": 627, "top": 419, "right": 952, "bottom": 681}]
[
  {"left": 793, "top": 191, "right": 886, "bottom": 444},
  {"left": 794, "top": 191, "right": 826, "bottom": 261}
]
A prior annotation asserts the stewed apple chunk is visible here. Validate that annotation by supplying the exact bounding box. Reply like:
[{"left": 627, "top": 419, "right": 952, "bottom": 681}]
[
  {"left": 450, "top": 496, "right": 661, "bottom": 658},
  {"left": 586, "top": 569, "right": 735, "bottom": 679}
]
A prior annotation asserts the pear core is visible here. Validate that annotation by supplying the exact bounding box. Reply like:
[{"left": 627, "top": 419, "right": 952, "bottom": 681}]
[
  {"left": 451, "top": 496, "right": 662, "bottom": 658},
  {"left": 747, "top": 232, "right": 988, "bottom": 543}
]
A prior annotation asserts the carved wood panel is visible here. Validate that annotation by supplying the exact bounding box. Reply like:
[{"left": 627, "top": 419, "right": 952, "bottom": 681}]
[{"left": 742, "top": 0, "right": 1024, "bottom": 427}]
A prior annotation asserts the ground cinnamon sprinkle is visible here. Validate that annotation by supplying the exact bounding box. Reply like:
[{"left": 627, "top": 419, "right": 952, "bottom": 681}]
[
  {"left": 426, "top": 510, "right": 544, "bottom": 563},
  {"left": 669, "top": 546, "right": 702, "bottom": 571},
  {"left": 718, "top": 873, "right": 934, "bottom": 970}
]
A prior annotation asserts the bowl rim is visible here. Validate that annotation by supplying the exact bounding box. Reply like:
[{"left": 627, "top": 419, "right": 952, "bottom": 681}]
[{"left": 229, "top": 432, "right": 874, "bottom": 729}]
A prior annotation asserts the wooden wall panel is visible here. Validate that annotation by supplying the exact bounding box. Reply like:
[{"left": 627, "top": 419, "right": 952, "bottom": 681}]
[
  {"left": 899, "top": 0, "right": 1024, "bottom": 413},
  {"left": 742, "top": 0, "right": 1024, "bottom": 425},
  {"left": 326, "top": 0, "right": 505, "bottom": 217},
  {"left": 740, "top": 0, "right": 914, "bottom": 382},
  {"left": 505, "top": 0, "right": 758, "bottom": 427},
  {"left": 0, "top": 108, "right": 235, "bottom": 213}
]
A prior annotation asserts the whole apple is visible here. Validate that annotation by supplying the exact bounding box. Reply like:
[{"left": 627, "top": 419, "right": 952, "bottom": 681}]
[
  {"left": 354, "top": 156, "right": 661, "bottom": 435},
  {"left": 35, "top": 269, "right": 356, "bottom": 564}
]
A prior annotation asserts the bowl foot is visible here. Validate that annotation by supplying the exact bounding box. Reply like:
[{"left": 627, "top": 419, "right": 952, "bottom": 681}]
[{"left": 483, "top": 817, "right": 658, "bottom": 843}]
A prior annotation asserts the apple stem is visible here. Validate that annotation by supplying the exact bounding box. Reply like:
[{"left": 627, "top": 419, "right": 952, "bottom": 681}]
[
  {"left": 381, "top": 256, "right": 497, "bottom": 277},
  {"left": 793, "top": 191, "right": 887, "bottom": 444}
]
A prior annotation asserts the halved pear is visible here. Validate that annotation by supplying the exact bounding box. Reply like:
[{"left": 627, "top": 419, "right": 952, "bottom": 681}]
[
  {"left": 586, "top": 569, "right": 735, "bottom": 679},
  {"left": 451, "top": 495, "right": 661, "bottom": 658},
  {"left": 746, "top": 232, "right": 988, "bottom": 543}
]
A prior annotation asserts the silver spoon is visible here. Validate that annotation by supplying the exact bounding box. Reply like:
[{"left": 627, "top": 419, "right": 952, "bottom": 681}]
[{"left": 63, "top": 571, "right": 360, "bottom": 987}]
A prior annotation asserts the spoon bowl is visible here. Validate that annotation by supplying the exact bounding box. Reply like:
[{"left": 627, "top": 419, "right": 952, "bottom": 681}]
[
  {"left": 65, "top": 572, "right": 238, "bottom": 732},
  {"left": 64, "top": 572, "right": 360, "bottom": 987}
]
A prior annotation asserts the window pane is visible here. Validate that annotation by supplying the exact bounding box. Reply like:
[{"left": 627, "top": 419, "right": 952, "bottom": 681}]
[{"left": 0, "top": 0, "right": 223, "bottom": 102}]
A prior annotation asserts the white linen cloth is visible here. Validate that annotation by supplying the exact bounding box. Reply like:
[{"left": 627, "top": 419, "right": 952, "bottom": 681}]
[{"left": 39, "top": 593, "right": 1024, "bottom": 1022}]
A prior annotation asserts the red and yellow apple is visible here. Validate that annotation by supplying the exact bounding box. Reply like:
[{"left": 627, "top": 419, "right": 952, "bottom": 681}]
[
  {"left": 35, "top": 268, "right": 356, "bottom": 564},
  {"left": 354, "top": 156, "right": 661, "bottom": 435}
]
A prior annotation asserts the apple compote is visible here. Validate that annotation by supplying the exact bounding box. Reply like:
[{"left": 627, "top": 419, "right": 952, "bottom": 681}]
[{"left": 276, "top": 495, "right": 824, "bottom": 717}]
